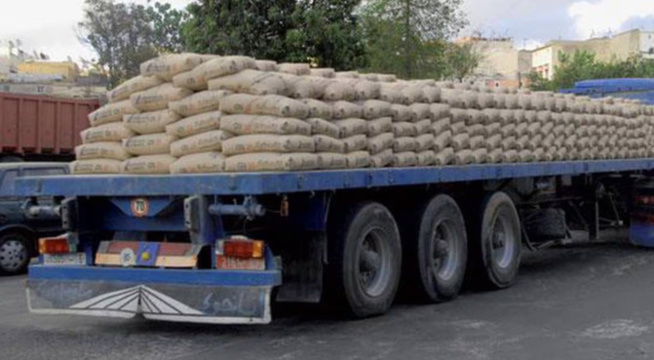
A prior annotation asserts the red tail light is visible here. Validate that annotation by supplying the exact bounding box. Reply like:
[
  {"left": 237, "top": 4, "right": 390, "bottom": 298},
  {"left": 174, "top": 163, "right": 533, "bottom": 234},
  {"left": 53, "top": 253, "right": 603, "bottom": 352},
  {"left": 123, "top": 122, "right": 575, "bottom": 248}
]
[
  {"left": 217, "top": 238, "right": 264, "bottom": 259},
  {"left": 39, "top": 237, "right": 70, "bottom": 254}
]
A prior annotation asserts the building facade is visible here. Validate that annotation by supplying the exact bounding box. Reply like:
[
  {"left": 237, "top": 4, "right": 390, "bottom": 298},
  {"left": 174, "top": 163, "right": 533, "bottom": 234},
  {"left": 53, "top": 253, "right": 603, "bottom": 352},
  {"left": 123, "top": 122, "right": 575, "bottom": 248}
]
[{"left": 456, "top": 37, "right": 533, "bottom": 88}]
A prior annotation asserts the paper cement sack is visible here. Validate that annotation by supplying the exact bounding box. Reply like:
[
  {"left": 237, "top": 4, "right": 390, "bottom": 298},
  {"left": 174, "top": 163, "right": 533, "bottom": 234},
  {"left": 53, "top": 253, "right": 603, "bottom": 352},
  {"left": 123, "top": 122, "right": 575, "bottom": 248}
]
[
  {"left": 316, "top": 153, "right": 348, "bottom": 169},
  {"left": 222, "top": 134, "right": 315, "bottom": 156},
  {"left": 255, "top": 60, "right": 279, "bottom": 72},
  {"left": 140, "top": 53, "right": 204, "bottom": 81},
  {"left": 392, "top": 152, "right": 418, "bottom": 167},
  {"left": 332, "top": 101, "right": 364, "bottom": 119},
  {"left": 169, "top": 90, "right": 232, "bottom": 117},
  {"left": 342, "top": 135, "right": 368, "bottom": 153},
  {"left": 302, "top": 99, "right": 334, "bottom": 119},
  {"left": 108, "top": 76, "right": 163, "bottom": 103},
  {"left": 130, "top": 83, "right": 193, "bottom": 112},
  {"left": 75, "top": 142, "right": 131, "bottom": 161},
  {"left": 224, "top": 153, "right": 318, "bottom": 172},
  {"left": 333, "top": 118, "right": 368, "bottom": 138},
  {"left": 208, "top": 70, "right": 288, "bottom": 96},
  {"left": 123, "top": 133, "right": 176, "bottom": 156},
  {"left": 314, "top": 135, "right": 346, "bottom": 153},
  {"left": 346, "top": 151, "right": 371, "bottom": 168},
  {"left": 173, "top": 69, "right": 209, "bottom": 91},
  {"left": 170, "top": 152, "right": 227, "bottom": 174},
  {"left": 219, "top": 94, "right": 310, "bottom": 119},
  {"left": 367, "top": 117, "right": 393, "bottom": 137},
  {"left": 170, "top": 130, "right": 233, "bottom": 157},
  {"left": 165, "top": 111, "right": 222, "bottom": 139},
  {"left": 122, "top": 155, "right": 176, "bottom": 174},
  {"left": 361, "top": 100, "right": 392, "bottom": 119},
  {"left": 88, "top": 100, "right": 140, "bottom": 127},
  {"left": 70, "top": 159, "right": 122, "bottom": 174},
  {"left": 220, "top": 115, "right": 311, "bottom": 136},
  {"left": 370, "top": 149, "right": 393, "bottom": 168},
  {"left": 306, "top": 118, "right": 340, "bottom": 138},
  {"left": 123, "top": 109, "right": 182, "bottom": 135},
  {"left": 81, "top": 123, "right": 135, "bottom": 144},
  {"left": 367, "top": 133, "right": 394, "bottom": 154}
]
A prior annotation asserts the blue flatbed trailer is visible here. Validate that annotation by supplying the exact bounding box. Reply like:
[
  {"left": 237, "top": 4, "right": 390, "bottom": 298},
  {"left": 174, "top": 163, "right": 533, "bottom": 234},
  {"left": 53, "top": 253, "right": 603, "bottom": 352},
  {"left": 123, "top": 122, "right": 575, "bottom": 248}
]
[{"left": 14, "top": 157, "right": 654, "bottom": 324}]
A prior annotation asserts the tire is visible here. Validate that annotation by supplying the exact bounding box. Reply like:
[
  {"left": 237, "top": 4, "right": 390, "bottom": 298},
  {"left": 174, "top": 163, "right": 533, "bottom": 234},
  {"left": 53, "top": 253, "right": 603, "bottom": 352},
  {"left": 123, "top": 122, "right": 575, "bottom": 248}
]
[
  {"left": 402, "top": 195, "right": 467, "bottom": 303},
  {"left": 524, "top": 208, "right": 566, "bottom": 242},
  {"left": 0, "top": 232, "right": 32, "bottom": 275},
  {"left": 467, "top": 192, "right": 522, "bottom": 289},
  {"left": 0, "top": 155, "right": 23, "bottom": 163},
  {"left": 326, "top": 202, "right": 402, "bottom": 318}
]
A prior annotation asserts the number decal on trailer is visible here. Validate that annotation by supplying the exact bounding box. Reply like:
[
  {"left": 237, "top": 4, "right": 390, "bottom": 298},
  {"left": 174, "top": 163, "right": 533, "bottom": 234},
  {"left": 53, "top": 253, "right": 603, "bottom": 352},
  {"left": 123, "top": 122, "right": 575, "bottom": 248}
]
[{"left": 130, "top": 198, "right": 150, "bottom": 217}]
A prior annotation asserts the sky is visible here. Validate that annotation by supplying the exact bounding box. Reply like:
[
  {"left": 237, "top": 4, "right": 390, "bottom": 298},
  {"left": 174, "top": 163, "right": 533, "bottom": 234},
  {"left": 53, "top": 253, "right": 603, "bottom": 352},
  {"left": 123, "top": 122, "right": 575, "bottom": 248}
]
[{"left": 2, "top": 0, "right": 654, "bottom": 61}]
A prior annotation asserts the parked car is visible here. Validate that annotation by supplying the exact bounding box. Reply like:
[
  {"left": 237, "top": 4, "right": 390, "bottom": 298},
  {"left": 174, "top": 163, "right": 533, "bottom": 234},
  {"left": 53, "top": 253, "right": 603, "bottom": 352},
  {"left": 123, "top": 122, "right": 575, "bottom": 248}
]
[{"left": 0, "top": 162, "right": 68, "bottom": 275}]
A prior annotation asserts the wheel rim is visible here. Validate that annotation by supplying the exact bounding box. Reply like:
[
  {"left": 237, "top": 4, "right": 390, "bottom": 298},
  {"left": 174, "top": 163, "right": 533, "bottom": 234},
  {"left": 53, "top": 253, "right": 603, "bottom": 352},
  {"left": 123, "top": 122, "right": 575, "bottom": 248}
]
[
  {"left": 431, "top": 219, "right": 461, "bottom": 282},
  {"left": 0, "top": 239, "right": 27, "bottom": 272},
  {"left": 490, "top": 213, "right": 517, "bottom": 269},
  {"left": 357, "top": 228, "right": 392, "bottom": 297}
]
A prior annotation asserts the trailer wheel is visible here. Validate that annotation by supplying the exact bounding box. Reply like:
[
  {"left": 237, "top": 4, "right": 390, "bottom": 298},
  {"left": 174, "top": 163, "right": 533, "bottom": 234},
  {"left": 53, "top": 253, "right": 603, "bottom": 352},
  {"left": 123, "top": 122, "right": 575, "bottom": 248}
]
[
  {"left": 468, "top": 192, "right": 521, "bottom": 289},
  {"left": 402, "top": 195, "right": 467, "bottom": 303},
  {"left": 326, "top": 202, "right": 401, "bottom": 318}
]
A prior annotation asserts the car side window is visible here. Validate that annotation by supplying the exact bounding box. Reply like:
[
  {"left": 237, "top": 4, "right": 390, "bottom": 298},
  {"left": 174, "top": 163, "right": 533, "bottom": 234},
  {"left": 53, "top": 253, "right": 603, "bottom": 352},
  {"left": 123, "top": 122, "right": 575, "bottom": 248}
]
[
  {"left": 0, "top": 170, "right": 18, "bottom": 197},
  {"left": 23, "top": 168, "right": 66, "bottom": 177}
]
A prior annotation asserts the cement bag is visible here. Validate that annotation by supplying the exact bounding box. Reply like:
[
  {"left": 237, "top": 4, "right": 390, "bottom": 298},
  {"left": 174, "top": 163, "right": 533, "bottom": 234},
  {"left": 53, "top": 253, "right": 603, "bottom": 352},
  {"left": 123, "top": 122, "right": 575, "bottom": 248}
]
[
  {"left": 75, "top": 142, "right": 131, "bottom": 161},
  {"left": 467, "top": 124, "right": 485, "bottom": 137},
  {"left": 471, "top": 148, "right": 489, "bottom": 163},
  {"left": 434, "top": 131, "right": 452, "bottom": 152},
  {"left": 392, "top": 152, "right": 417, "bottom": 167},
  {"left": 450, "top": 121, "right": 466, "bottom": 135},
  {"left": 108, "top": 75, "right": 163, "bottom": 103},
  {"left": 502, "top": 150, "right": 519, "bottom": 163},
  {"left": 467, "top": 110, "right": 486, "bottom": 126},
  {"left": 89, "top": 100, "right": 140, "bottom": 127},
  {"left": 485, "top": 134, "right": 502, "bottom": 149},
  {"left": 324, "top": 82, "right": 356, "bottom": 102},
  {"left": 225, "top": 153, "right": 318, "bottom": 172},
  {"left": 333, "top": 119, "right": 368, "bottom": 138},
  {"left": 515, "top": 136, "right": 529, "bottom": 151},
  {"left": 361, "top": 100, "right": 392, "bottom": 119},
  {"left": 255, "top": 60, "right": 278, "bottom": 72},
  {"left": 451, "top": 134, "right": 470, "bottom": 151},
  {"left": 332, "top": 101, "right": 363, "bottom": 119},
  {"left": 377, "top": 74, "right": 397, "bottom": 82},
  {"left": 367, "top": 133, "right": 394, "bottom": 154},
  {"left": 422, "top": 87, "right": 441, "bottom": 103},
  {"left": 483, "top": 109, "right": 501, "bottom": 124},
  {"left": 518, "top": 94, "right": 532, "bottom": 110},
  {"left": 368, "top": 117, "right": 393, "bottom": 137},
  {"left": 310, "top": 68, "right": 335, "bottom": 78},
  {"left": 222, "top": 134, "right": 314, "bottom": 156},
  {"left": 169, "top": 90, "right": 232, "bottom": 117},
  {"left": 454, "top": 149, "right": 474, "bottom": 165},
  {"left": 208, "top": 70, "right": 287, "bottom": 96},
  {"left": 345, "top": 151, "right": 371, "bottom": 169},
  {"left": 170, "top": 152, "right": 226, "bottom": 174},
  {"left": 354, "top": 81, "right": 382, "bottom": 100},
  {"left": 460, "top": 91, "right": 478, "bottom": 109},
  {"left": 450, "top": 109, "right": 469, "bottom": 123},
  {"left": 316, "top": 153, "right": 347, "bottom": 169},
  {"left": 278, "top": 63, "right": 311, "bottom": 76},
  {"left": 196, "top": 56, "right": 256, "bottom": 81},
  {"left": 361, "top": 74, "right": 378, "bottom": 81},
  {"left": 220, "top": 94, "right": 310, "bottom": 119},
  {"left": 504, "top": 94, "right": 519, "bottom": 109},
  {"left": 302, "top": 99, "right": 333, "bottom": 119},
  {"left": 415, "top": 119, "right": 432, "bottom": 135},
  {"left": 416, "top": 134, "right": 435, "bottom": 152},
  {"left": 391, "top": 104, "right": 413, "bottom": 122},
  {"left": 380, "top": 88, "right": 402, "bottom": 104},
  {"left": 140, "top": 53, "right": 204, "bottom": 81},
  {"left": 342, "top": 135, "right": 368, "bottom": 153},
  {"left": 501, "top": 136, "right": 517, "bottom": 151},
  {"left": 70, "top": 159, "right": 122, "bottom": 174},
  {"left": 493, "top": 94, "right": 507, "bottom": 108},
  {"left": 430, "top": 104, "right": 450, "bottom": 120},
  {"left": 536, "top": 111, "right": 552, "bottom": 124},
  {"left": 433, "top": 118, "right": 452, "bottom": 135},
  {"left": 277, "top": 74, "right": 323, "bottom": 99},
  {"left": 81, "top": 123, "right": 135, "bottom": 144},
  {"left": 410, "top": 103, "right": 431, "bottom": 121},
  {"left": 487, "top": 149, "right": 503, "bottom": 164},
  {"left": 130, "top": 84, "right": 193, "bottom": 112},
  {"left": 469, "top": 135, "right": 485, "bottom": 150},
  {"left": 335, "top": 71, "right": 359, "bottom": 79},
  {"left": 416, "top": 151, "right": 436, "bottom": 166},
  {"left": 122, "top": 155, "right": 176, "bottom": 174},
  {"left": 221, "top": 115, "right": 311, "bottom": 136},
  {"left": 314, "top": 135, "right": 346, "bottom": 153},
  {"left": 435, "top": 148, "right": 455, "bottom": 166},
  {"left": 393, "top": 137, "right": 418, "bottom": 153},
  {"left": 518, "top": 150, "right": 536, "bottom": 162},
  {"left": 172, "top": 69, "right": 209, "bottom": 91},
  {"left": 165, "top": 111, "right": 222, "bottom": 139},
  {"left": 306, "top": 118, "right": 339, "bottom": 138},
  {"left": 123, "top": 109, "right": 181, "bottom": 135},
  {"left": 392, "top": 122, "right": 418, "bottom": 137},
  {"left": 527, "top": 122, "right": 541, "bottom": 137},
  {"left": 171, "top": 130, "right": 233, "bottom": 157},
  {"left": 486, "top": 123, "right": 501, "bottom": 136},
  {"left": 123, "top": 133, "right": 176, "bottom": 156},
  {"left": 370, "top": 149, "right": 394, "bottom": 168}
]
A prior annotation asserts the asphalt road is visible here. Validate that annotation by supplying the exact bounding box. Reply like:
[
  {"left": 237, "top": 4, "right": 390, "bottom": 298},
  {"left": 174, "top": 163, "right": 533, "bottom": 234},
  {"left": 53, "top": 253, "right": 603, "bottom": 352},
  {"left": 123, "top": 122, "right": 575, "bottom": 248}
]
[{"left": 3, "top": 233, "right": 654, "bottom": 360}]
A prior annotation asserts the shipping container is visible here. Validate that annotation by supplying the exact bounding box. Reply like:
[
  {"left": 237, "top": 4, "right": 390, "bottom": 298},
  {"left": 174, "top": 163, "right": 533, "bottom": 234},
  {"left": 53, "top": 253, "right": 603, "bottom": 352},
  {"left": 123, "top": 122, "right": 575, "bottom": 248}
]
[{"left": 0, "top": 92, "right": 99, "bottom": 162}]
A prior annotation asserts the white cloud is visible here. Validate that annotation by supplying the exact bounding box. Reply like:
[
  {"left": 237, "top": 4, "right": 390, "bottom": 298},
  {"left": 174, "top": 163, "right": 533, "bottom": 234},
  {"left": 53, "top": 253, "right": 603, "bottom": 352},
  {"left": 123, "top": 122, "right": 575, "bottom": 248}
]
[
  {"left": 0, "top": 0, "right": 194, "bottom": 61},
  {"left": 568, "top": 0, "right": 654, "bottom": 39}
]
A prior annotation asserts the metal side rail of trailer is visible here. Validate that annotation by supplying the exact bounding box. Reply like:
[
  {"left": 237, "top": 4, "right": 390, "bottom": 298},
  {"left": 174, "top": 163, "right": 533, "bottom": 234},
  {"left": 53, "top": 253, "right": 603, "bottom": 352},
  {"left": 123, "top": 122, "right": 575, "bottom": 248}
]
[{"left": 14, "top": 158, "right": 654, "bottom": 324}]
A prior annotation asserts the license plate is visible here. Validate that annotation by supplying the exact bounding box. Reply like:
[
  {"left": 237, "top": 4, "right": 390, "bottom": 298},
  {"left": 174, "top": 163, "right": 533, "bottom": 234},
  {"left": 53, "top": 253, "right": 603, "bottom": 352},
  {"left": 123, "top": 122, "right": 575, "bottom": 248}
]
[
  {"left": 43, "top": 253, "right": 87, "bottom": 266},
  {"left": 216, "top": 255, "right": 265, "bottom": 270}
]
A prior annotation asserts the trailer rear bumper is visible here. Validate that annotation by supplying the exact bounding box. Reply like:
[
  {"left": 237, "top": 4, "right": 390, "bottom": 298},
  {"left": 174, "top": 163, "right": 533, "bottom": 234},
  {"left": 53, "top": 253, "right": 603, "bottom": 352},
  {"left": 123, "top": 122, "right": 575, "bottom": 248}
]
[{"left": 27, "top": 265, "right": 281, "bottom": 324}]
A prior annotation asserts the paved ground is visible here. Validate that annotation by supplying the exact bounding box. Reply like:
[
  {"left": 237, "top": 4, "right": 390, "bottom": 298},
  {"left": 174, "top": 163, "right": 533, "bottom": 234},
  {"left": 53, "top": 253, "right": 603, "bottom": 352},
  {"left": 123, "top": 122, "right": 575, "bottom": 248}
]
[{"left": 3, "top": 233, "right": 654, "bottom": 360}]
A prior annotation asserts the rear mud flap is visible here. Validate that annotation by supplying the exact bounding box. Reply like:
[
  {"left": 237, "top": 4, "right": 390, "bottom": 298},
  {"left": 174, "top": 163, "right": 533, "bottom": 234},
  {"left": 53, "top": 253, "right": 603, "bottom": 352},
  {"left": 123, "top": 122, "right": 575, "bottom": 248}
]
[{"left": 27, "top": 279, "right": 272, "bottom": 324}]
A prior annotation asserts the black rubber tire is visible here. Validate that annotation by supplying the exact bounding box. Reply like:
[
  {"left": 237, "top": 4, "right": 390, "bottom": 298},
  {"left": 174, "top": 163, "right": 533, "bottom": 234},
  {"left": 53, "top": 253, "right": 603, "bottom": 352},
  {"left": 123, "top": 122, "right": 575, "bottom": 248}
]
[
  {"left": 0, "top": 232, "right": 32, "bottom": 275},
  {"left": 524, "top": 208, "right": 566, "bottom": 242},
  {"left": 402, "top": 195, "right": 467, "bottom": 303},
  {"left": 0, "top": 155, "right": 24, "bottom": 163},
  {"left": 467, "top": 191, "right": 522, "bottom": 289},
  {"left": 325, "top": 202, "right": 402, "bottom": 318}
]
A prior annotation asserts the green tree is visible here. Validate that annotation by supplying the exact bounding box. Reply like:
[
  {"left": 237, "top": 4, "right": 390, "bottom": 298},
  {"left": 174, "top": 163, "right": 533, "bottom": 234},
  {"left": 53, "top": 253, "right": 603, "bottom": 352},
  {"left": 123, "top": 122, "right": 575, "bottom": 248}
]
[
  {"left": 360, "top": 0, "right": 468, "bottom": 79},
  {"left": 78, "top": 0, "right": 185, "bottom": 88},
  {"left": 441, "top": 42, "right": 482, "bottom": 81},
  {"left": 182, "top": 0, "right": 366, "bottom": 70}
]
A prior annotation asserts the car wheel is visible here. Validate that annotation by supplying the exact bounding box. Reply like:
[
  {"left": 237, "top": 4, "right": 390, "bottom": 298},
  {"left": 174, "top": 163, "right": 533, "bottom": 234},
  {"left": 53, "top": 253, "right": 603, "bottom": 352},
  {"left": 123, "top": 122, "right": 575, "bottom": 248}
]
[{"left": 0, "top": 233, "right": 31, "bottom": 275}]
